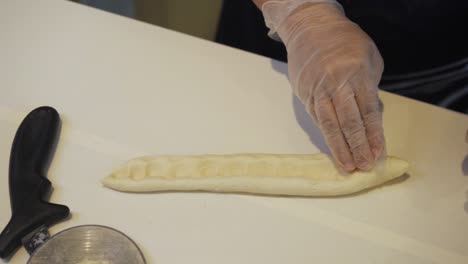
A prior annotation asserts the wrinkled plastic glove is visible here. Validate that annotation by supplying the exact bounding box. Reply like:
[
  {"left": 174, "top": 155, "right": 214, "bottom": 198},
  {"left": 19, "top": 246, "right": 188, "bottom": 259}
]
[{"left": 262, "top": 0, "right": 385, "bottom": 171}]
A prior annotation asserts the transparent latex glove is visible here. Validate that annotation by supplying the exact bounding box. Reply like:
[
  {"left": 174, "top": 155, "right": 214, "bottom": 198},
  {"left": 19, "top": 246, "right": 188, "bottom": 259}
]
[{"left": 262, "top": 0, "right": 385, "bottom": 171}]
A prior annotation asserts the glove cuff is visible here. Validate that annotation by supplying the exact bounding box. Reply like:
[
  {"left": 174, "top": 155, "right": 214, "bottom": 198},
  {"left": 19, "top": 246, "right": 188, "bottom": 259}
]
[{"left": 261, "top": 0, "right": 343, "bottom": 42}]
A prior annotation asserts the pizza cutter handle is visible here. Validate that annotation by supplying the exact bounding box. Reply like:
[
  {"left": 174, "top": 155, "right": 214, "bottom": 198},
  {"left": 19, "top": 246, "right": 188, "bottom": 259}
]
[{"left": 0, "top": 106, "right": 70, "bottom": 259}]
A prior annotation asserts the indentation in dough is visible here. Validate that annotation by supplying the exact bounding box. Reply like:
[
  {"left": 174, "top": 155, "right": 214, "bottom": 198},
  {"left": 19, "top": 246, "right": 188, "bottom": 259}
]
[{"left": 129, "top": 160, "right": 146, "bottom": 180}]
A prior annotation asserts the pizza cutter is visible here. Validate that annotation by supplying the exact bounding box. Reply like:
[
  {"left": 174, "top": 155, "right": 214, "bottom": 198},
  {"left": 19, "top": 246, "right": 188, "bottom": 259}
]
[{"left": 0, "top": 106, "right": 146, "bottom": 263}]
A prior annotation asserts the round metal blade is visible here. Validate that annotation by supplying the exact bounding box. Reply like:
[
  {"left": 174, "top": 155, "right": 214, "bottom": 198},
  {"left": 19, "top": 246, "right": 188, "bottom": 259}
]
[{"left": 27, "top": 225, "right": 146, "bottom": 264}]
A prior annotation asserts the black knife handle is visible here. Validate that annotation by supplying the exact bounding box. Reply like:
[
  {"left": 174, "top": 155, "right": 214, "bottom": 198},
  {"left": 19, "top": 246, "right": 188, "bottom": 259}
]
[{"left": 0, "top": 106, "right": 70, "bottom": 259}]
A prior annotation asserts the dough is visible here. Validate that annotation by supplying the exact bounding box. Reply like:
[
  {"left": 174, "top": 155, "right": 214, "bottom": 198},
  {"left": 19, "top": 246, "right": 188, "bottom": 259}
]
[{"left": 101, "top": 153, "right": 409, "bottom": 196}]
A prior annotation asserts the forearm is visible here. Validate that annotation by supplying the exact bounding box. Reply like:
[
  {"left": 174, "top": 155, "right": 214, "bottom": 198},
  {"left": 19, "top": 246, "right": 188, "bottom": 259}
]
[
  {"left": 255, "top": 0, "right": 344, "bottom": 43},
  {"left": 252, "top": 0, "right": 340, "bottom": 11}
]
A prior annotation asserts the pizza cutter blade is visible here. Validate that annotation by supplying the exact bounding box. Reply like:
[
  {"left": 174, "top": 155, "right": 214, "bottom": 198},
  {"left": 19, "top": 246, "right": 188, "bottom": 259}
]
[{"left": 27, "top": 225, "right": 145, "bottom": 264}]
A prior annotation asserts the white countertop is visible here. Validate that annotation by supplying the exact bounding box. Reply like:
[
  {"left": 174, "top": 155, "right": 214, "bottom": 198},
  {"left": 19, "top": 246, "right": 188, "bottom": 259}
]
[{"left": 1, "top": 0, "right": 467, "bottom": 263}]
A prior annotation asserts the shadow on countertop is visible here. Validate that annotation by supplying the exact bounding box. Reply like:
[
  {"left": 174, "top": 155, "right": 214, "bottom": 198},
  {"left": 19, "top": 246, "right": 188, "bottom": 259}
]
[
  {"left": 270, "top": 59, "right": 330, "bottom": 155},
  {"left": 464, "top": 129, "right": 467, "bottom": 214},
  {"left": 463, "top": 154, "right": 468, "bottom": 214}
]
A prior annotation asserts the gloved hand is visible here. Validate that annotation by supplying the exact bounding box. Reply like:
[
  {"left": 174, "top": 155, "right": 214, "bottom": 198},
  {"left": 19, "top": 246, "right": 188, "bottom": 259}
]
[{"left": 261, "top": 0, "right": 385, "bottom": 171}]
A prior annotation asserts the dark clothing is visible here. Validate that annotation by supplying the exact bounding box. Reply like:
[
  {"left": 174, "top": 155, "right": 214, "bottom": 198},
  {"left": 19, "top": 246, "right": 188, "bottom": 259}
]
[
  {"left": 215, "top": 0, "right": 468, "bottom": 113},
  {"left": 215, "top": 0, "right": 288, "bottom": 62},
  {"left": 338, "top": 0, "right": 468, "bottom": 75}
]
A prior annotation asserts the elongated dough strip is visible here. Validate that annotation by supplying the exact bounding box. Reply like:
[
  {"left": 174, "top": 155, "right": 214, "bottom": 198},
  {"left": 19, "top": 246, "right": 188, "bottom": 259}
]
[{"left": 101, "top": 153, "right": 409, "bottom": 196}]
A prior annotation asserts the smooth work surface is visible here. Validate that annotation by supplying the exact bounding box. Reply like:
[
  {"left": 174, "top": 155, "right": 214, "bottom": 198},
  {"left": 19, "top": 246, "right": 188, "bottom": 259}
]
[{"left": 1, "top": 0, "right": 467, "bottom": 263}]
